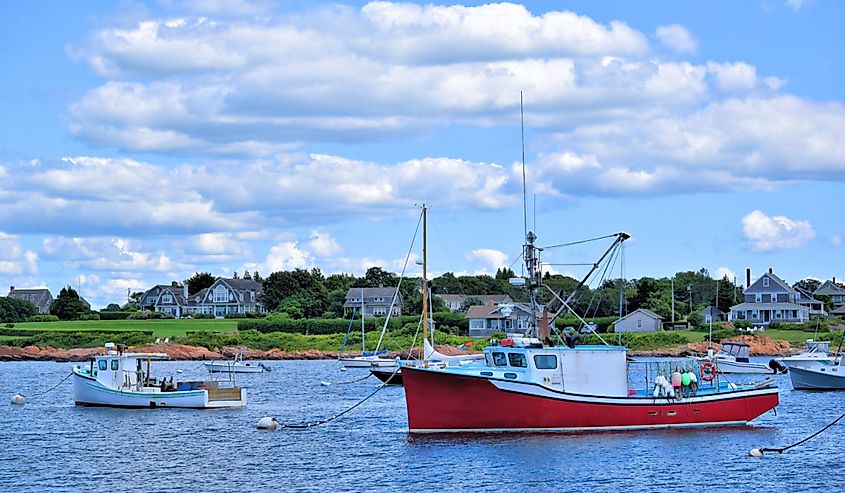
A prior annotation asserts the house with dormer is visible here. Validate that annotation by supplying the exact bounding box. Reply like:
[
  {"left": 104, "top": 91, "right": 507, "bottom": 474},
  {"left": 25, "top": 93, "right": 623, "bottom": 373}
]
[
  {"left": 7, "top": 287, "right": 53, "bottom": 314},
  {"left": 794, "top": 286, "right": 826, "bottom": 318},
  {"left": 142, "top": 278, "right": 265, "bottom": 318},
  {"left": 728, "top": 269, "right": 808, "bottom": 325},
  {"left": 343, "top": 287, "right": 402, "bottom": 318},
  {"left": 814, "top": 279, "right": 845, "bottom": 307},
  {"left": 465, "top": 303, "right": 537, "bottom": 337}
]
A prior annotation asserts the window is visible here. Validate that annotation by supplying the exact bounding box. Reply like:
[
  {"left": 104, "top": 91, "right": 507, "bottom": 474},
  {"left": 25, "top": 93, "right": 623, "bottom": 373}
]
[
  {"left": 508, "top": 353, "right": 527, "bottom": 368},
  {"left": 763, "top": 278, "right": 769, "bottom": 287},
  {"left": 98, "top": 360, "right": 107, "bottom": 371},
  {"left": 111, "top": 360, "right": 119, "bottom": 370},
  {"left": 504, "top": 373, "right": 518, "bottom": 379},
  {"left": 161, "top": 293, "right": 172, "bottom": 303},
  {"left": 213, "top": 285, "right": 228, "bottom": 302},
  {"left": 636, "top": 319, "right": 643, "bottom": 329},
  {"left": 492, "top": 352, "right": 507, "bottom": 367},
  {"left": 756, "top": 294, "right": 762, "bottom": 303},
  {"left": 533, "top": 354, "right": 557, "bottom": 369}
]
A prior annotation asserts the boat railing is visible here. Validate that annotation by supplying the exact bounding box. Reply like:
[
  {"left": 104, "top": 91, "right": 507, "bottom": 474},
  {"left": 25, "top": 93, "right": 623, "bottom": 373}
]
[{"left": 628, "top": 358, "right": 727, "bottom": 395}]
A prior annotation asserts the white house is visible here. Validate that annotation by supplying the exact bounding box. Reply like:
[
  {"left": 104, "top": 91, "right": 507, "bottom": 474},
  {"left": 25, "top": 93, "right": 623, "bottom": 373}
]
[
  {"left": 728, "top": 269, "right": 808, "bottom": 325},
  {"left": 343, "top": 287, "right": 402, "bottom": 318}
]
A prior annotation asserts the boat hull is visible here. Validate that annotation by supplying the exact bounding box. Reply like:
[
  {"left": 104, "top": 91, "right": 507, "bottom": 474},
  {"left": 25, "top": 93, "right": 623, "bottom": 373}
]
[
  {"left": 370, "top": 368, "right": 403, "bottom": 385},
  {"left": 789, "top": 366, "right": 845, "bottom": 390},
  {"left": 204, "top": 362, "right": 264, "bottom": 373},
  {"left": 72, "top": 371, "right": 246, "bottom": 409},
  {"left": 340, "top": 357, "right": 398, "bottom": 368},
  {"left": 402, "top": 366, "right": 778, "bottom": 433}
]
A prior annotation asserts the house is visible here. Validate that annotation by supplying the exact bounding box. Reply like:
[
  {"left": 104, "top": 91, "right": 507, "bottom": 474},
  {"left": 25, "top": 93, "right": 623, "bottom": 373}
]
[
  {"left": 614, "top": 308, "right": 663, "bottom": 333},
  {"left": 465, "top": 303, "right": 536, "bottom": 337},
  {"left": 832, "top": 305, "right": 845, "bottom": 317},
  {"left": 436, "top": 294, "right": 513, "bottom": 312},
  {"left": 7, "top": 286, "right": 53, "bottom": 314},
  {"left": 728, "top": 269, "right": 809, "bottom": 325},
  {"left": 794, "top": 286, "right": 826, "bottom": 318},
  {"left": 814, "top": 279, "right": 845, "bottom": 306},
  {"left": 700, "top": 306, "right": 726, "bottom": 323},
  {"left": 142, "top": 278, "right": 265, "bottom": 318},
  {"left": 343, "top": 287, "right": 402, "bottom": 318}
]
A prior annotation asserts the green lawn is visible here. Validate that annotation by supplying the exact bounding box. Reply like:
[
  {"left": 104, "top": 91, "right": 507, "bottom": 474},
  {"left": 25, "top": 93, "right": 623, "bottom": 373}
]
[{"left": 12, "top": 319, "right": 239, "bottom": 337}]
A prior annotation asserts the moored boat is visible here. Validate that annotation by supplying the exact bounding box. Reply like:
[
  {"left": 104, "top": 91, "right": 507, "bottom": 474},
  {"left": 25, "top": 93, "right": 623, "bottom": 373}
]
[
  {"left": 73, "top": 343, "right": 246, "bottom": 409},
  {"left": 789, "top": 362, "right": 845, "bottom": 390},
  {"left": 778, "top": 340, "right": 833, "bottom": 371},
  {"left": 205, "top": 351, "right": 268, "bottom": 373},
  {"left": 697, "top": 342, "right": 786, "bottom": 374}
]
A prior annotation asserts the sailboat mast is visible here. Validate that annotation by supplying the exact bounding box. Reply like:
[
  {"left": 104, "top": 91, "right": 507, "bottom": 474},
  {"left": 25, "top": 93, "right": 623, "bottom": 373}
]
[
  {"left": 422, "top": 204, "right": 428, "bottom": 344},
  {"left": 361, "top": 287, "right": 365, "bottom": 353}
]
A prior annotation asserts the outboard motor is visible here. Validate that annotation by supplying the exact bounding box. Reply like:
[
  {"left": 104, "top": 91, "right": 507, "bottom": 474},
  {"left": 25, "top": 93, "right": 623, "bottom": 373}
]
[{"left": 768, "top": 359, "right": 788, "bottom": 374}]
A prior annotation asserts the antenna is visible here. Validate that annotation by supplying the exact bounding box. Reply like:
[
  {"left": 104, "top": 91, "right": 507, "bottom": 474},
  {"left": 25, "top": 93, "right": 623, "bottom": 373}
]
[{"left": 520, "top": 91, "right": 528, "bottom": 240}]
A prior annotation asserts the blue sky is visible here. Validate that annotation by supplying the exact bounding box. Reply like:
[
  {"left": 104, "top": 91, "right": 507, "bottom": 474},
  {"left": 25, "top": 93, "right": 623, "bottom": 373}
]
[{"left": 1, "top": 0, "right": 843, "bottom": 308}]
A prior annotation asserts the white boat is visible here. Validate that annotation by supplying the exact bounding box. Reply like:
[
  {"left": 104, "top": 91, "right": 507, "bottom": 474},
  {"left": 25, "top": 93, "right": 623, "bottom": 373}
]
[
  {"left": 340, "top": 354, "right": 398, "bottom": 368},
  {"left": 697, "top": 342, "right": 785, "bottom": 374},
  {"left": 204, "top": 352, "right": 268, "bottom": 373},
  {"left": 73, "top": 343, "right": 246, "bottom": 409},
  {"left": 778, "top": 340, "right": 833, "bottom": 371},
  {"left": 423, "top": 339, "right": 483, "bottom": 366},
  {"left": 789, "top": 358, "right": 845, "bottom": 390}
]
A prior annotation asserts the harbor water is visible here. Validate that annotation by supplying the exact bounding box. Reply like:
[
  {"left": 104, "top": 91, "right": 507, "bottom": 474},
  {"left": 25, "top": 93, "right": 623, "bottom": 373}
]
[{"left": 2, "top": 358, "right": 843, "bottom": 492}]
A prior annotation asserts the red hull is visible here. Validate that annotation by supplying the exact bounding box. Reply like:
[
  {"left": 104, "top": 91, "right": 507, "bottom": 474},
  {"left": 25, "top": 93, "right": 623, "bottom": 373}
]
[{"left": 402, "top": 366, "right": 778, "bottom": 432}]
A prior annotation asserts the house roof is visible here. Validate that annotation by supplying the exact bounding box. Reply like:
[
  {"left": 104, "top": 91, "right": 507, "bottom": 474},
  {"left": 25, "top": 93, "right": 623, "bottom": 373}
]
[
  {"left": 617, "top": 308, "right": 663, "bottom": 322},
  {"left": 221, "top": 278, "right": 262, "bottom": 291},
  {"left": 344, "top": 287, "right": 399, "bottom": 298},
  {"left": 746, "top": 272, "right": 793, "bottom": 294},
  {"left": 794, "top": 286, "right": 820, "bottom": 301},
  {"left": 700, "top": 306, "right": 724, "bottom": 316},
  {"left": 7, "top": 288, "right": 52, "bottom": 307},
  {"left": 814, "top": 280, "right": 845, "bottom": 296},
  {"left": 464, "top": 303, "right": 534, "bottom": 320},
  {"left": 832, "top": 305, "right": 845, "bottom": 315}
]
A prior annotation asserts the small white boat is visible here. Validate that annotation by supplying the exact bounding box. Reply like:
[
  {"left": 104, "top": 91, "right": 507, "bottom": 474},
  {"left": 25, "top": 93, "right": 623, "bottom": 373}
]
[
  {"left": 339, "top": 353, "right": 398, "bottom": 368},
  {"left": 778, "top": 340, "right": 833, "bottom": 371},
  {"left": 204, "top": 352, "right": 268, "bottom": 374},
  {"left": 73, "top": 343, "right": 246, "bottom": 409},
  {"left": 698, "top": 342, "right": 785, "bottom": 374}
]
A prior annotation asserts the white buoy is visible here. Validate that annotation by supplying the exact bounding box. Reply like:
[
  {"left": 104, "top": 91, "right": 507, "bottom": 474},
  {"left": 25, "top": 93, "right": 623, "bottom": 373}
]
[
  {"left": 340, "top": 367, "right": 348, "bottom": 372},
  {"left": 320, "top": 381, "right": 332, "bottom": 386},
  {"left": 749, "top": 448, "right": 764, "bottom": 458},
  {"left": 11, "top": 394, "right": 26, "bottom": 405},
  {"left": 176, "top": 369, "right": 183, "bottom": 374},
  {"left": 256, "top": 416, "right": 279, "bottom": 430}
]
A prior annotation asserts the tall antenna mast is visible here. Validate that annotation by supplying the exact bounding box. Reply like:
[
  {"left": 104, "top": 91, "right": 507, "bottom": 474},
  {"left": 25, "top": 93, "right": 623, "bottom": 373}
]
[
  {"left": 421, "top": 204, "right": 429, "bottom": 344},
  {"left": 520, "top": 91, "right": 528, "bottom": 240}
]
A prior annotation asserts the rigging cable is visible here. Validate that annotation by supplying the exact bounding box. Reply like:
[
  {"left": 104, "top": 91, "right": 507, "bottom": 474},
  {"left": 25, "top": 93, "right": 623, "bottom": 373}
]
[
  {"left": 541, "top": 233, "right": 621, "bottom": 250},
  {"left": 279, "top": 367, "right": 401, "bottom": 429}
]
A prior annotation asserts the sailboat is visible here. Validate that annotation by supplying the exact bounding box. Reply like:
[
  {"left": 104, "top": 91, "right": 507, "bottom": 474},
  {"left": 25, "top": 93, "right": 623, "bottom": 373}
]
[
  {"left": 338, "top": 288, "right": 394, "bottom": 368},
  {"left": 398, "top": 95, "right": 778, "bottom": 433}
]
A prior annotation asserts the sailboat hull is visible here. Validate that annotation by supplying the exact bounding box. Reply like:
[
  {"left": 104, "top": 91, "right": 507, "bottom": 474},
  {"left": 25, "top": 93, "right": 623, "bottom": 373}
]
[
  {"left": 370, "top": 368, "right": 403, "bottom": 385},
  {"left": 402, "top": 366, "right": 778, "bottom": 433}
]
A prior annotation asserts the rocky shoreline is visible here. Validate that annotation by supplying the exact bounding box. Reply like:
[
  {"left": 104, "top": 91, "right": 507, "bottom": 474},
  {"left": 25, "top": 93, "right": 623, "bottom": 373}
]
[{"left": 0, "top": 335, "right": 803, "bottom": 362}]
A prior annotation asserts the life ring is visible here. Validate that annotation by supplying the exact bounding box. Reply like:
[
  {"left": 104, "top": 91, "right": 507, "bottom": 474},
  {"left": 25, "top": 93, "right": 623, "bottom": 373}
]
[{"left": 699, "top": 361, "right": 716, "bottom": 381}]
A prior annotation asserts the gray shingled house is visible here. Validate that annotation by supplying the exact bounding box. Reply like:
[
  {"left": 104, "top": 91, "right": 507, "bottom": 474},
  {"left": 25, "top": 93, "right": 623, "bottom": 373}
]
[
  {"left": 7, "top": 287, "right": 53, "bottom": 314},
  {"left": 343, "top": 287, "right": 402, "bottom": 318},
  {"left": 614, "top": 308, "right": 663, "bottom": 333}
]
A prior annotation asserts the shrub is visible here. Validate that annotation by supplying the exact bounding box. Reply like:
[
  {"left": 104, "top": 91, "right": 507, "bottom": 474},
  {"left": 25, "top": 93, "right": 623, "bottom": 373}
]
[
  {"left": 4, "top": 323, "right": 13, "bottom": 329},
  {"left": 687, "top": 312, "right": 705, "bottom": 331},
  {"left": 78, "top": 312, "right": 100, "bottom": 321},
  {"left": 99, "top": 311, "right": 138, "bottom": 320},
  {"left": 580, "top": 331, "right": 688, "bottom": 351},
  {"left": 224, "top": 313, "right": 248, "bottom": 319},
  {"left": 27, "top": 314, "right": 59, "bottom": 322},
  {"left": 712, "top": 328, "right": 741, "bottom": 342},
  {"left": 192, "top": 313, "right": 215, "bottom": 319},
  {"left": 0, "top": 297, "right": 39, "bottom": 323}
]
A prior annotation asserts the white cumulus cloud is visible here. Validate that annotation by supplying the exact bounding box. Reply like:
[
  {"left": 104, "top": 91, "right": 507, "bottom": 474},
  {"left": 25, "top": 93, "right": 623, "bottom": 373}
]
[
  {"left": 831, "top": 234, "right": 843, "bottom": 247},
  {"left": 714, "top": 267, "right": 737, "bottom": 281},
  {"left": 467, "top": 248, "right": 510, "bottom": 272},
  {"left": 741, "top": 210, "right": 815, "bottom": 252},
  {"left": 309, "top": 230, "right": 343, "bottom": 257},
  {"left": 655, "top": 24, "right": 698, "bottom": 53}
]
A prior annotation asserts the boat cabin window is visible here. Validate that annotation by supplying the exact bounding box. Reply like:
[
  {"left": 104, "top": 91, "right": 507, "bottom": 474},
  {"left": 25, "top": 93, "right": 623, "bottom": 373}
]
[
  {"left": 492, "top": 352, "right": 507, "bottom": 367},
  {"left": 111, "top": 360, "right": 119, "bottom": 370},
  {"left": 507, "top": 353, "right": 527, "bottom": 368},
  {"left": 98, "top": 360, "right": 107, "bottom": 371},
  {"left": 533, "top": 354, "right": 557, "bottom": 369}
]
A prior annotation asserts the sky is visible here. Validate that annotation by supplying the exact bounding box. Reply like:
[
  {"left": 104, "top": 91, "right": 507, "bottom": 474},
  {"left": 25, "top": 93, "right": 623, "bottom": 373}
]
[{"left": 0, "top": 0, "right": 843, "bottom": 309}]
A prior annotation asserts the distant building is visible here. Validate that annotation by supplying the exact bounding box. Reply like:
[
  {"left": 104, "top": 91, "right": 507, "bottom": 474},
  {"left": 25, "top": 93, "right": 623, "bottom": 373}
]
[
  {"left": 814, "top": 279, "right": 845, "bottom": 307},
  {"left": 465, "top": 303, "right": 535, "bottom": 337},
  {"left": 140, "top": 278, "right": 265, "bottom": 318},
  {"left": 831, "top": 305, "right": 845, "bottom": 317},
  {"left": 614, "top": 308, "right": 663, "bottom": 333},
  {"left": 700, "top": 306, "right": 726, "bottom": 323},
  {"left": 436, "top": 294, "right": 513, "bottom": 312},
  {"left": 343, "top": 287, "right": 402, "bottom": 318},
  {"left": 793, "top": 286, "right": 826, "bottom": 318},
  {"left": 7, "top": 287, "right": 53, "bottom": 314},
  {"left": 728, "top": 269, "right": 808, "bottom": 325}
]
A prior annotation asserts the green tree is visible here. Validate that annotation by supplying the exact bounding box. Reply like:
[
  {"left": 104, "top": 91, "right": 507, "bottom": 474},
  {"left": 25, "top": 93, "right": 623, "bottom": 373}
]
[
  {"left": 50, "top": 287, "right": 87, "bottom": 320},
  {"left": 793, "top": 278, "right": 821, "bottom": 293},
  {"left": 242, "top": 270, "right": 252, "bottom": 280},
  {"left": 359, "top": 266, "right": 399, "bottom": 288},
  {"left": 185, "top": 272, "right": 216, "bottom": 295},
  {"left": 495, "top": 267, "right": 516, "bottom": 281},
  {"left": 261, "top": 268, "right": 327, "bottom": 316},
  {"left": 0, "top": 297, "right": 38, "bottom": 323},
  {"left": 253, "top": 271, "right": 263, "bottom": 283},
  {"left": 103, "top": 303, "right": 121, "bottom": 312},
  {"left": 459, "top": 296, "right": 483, "bottom": 312}
]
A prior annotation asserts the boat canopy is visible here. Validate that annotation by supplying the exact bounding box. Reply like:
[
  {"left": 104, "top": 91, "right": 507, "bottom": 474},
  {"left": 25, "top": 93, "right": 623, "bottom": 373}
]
[{"left": 721, "top": 342, "right": 750, "bottom": 359}]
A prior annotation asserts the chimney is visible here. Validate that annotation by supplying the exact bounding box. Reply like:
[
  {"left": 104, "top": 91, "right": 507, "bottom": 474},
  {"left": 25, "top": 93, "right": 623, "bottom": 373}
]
[
  {"left": 746, "top": 268, "right": 751, "bottom": 288},
  {"left": 834, "top": 276, "right": 837, "bottom": 284},
  {"left": 768, "top": 267, "right": 773, "bottom": 274},
  {"left": 183, "top": 284, "right": 189, "bottom": 299},
  {"left": 9, "top": 286, "right": 14, "bottom": 293}
]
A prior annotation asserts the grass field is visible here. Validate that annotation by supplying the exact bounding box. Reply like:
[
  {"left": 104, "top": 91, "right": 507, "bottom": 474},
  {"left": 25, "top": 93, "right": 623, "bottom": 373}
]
[{"left": 11, "top": 319, "right": 239, "bottom": 337}]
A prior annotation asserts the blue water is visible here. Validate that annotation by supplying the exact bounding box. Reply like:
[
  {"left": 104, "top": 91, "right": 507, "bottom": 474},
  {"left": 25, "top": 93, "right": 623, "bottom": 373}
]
[{"left": 2, "top": 358, "right": 844, "bottom": 492}]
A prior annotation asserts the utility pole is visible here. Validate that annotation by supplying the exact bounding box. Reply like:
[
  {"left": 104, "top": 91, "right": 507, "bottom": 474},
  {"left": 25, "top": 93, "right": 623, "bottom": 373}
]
[{"left": 671, "top": 277, "right": 675, "bottom": 325}]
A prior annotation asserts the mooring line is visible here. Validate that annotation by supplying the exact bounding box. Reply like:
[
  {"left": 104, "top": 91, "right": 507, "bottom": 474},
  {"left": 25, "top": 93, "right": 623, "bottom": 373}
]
[{"left": 751, "top": 411, "right": 845, "bottom": 457}]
